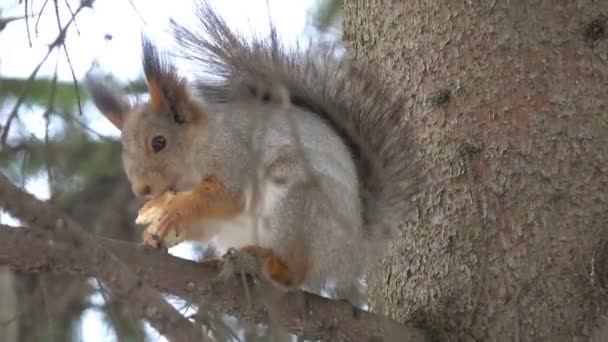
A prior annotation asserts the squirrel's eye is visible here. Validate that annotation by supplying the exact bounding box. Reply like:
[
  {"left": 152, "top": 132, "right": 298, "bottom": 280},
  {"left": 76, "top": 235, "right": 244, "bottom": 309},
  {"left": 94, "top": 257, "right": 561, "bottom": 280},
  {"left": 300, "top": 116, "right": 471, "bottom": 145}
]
[{"left": 151, "top": 136, "right": 166, "bottom": 153}]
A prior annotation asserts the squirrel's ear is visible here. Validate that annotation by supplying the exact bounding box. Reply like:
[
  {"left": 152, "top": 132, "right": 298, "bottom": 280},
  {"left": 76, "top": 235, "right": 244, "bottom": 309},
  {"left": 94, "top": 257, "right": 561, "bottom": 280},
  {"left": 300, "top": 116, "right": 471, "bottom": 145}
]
[
  {"left": 84, "top": 74, "right": 131, "bottom": 130},
  {"left": 141, "top": 37, "right": 202, "bottom": 124}
]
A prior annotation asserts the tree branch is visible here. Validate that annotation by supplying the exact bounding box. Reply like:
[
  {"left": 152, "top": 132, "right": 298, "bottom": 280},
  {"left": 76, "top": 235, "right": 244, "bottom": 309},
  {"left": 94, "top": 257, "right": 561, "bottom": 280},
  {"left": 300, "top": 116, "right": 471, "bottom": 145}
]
[
  {"left": 0, "top": 172, "right": 428, "bottom": 341},
  {"left": 0, "top": 173, "right": 206, "bottom": 342},
  {"left": 0, "top": 225, "right": 428, "bottom": 342}
]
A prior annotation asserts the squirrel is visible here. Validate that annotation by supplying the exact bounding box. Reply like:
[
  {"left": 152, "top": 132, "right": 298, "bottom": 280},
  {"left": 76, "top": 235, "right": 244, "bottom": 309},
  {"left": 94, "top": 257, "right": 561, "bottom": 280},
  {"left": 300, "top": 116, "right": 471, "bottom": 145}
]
[{"left": 84, "top": 0, "right": 421, "bottom": 295}]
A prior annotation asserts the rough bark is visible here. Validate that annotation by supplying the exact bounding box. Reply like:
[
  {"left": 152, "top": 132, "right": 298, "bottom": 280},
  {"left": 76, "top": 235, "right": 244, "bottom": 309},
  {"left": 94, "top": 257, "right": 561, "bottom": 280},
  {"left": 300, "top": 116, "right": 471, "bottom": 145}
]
[{"left": 344, "top": 1, "right": 608, "bottom": 341}]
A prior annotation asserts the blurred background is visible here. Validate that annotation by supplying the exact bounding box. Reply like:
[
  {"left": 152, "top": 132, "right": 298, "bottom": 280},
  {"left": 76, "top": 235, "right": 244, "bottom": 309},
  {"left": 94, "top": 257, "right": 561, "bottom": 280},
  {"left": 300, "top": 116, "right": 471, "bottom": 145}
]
[{"left": 0, "top": 0, "right": 342, "bottom": 340}]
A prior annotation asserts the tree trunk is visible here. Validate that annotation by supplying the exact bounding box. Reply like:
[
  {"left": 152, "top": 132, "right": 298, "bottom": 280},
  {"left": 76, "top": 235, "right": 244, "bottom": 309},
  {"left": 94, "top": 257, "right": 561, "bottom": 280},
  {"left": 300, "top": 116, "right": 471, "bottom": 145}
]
[
  {"left": 344, "top": 1, "right": 608, "bottom": 341},
  {"left": 0, "top": 267, "right": 18, "bottom": 342}
]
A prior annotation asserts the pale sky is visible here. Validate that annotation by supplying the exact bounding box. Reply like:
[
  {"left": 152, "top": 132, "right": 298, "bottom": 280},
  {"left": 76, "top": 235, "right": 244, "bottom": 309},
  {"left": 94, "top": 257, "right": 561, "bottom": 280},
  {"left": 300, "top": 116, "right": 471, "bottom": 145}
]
[{"left": 0, "top": 0, "right": 315, "bottom": 340}]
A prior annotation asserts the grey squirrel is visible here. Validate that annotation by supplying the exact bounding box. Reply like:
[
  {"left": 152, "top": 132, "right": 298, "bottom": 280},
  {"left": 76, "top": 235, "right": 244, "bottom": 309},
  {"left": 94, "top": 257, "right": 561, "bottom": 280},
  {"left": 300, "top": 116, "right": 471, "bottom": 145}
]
[{"left": 84, "top": 0, "right": 421, "bottom": 294}]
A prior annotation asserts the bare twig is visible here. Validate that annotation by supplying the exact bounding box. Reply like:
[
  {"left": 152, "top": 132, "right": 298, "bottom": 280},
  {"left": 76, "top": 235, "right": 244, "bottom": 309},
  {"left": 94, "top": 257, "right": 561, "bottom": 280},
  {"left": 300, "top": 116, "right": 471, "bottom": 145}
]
[
  {"left": 53, "top": 0, "right": 62, "bottom": 30},
  {"left": 126, "top": 0, "right": 147, "bottom": 25},
  {"left": 24, "top": 0, "right": 32, "bottom": 47},
  {"left": 0, "top": 1, "right": 85, "bottom": 146},
  {"left": 61, "top": 44, "right": 83, "bottom": 115},
  {"left": 35, "top": 0, "right": 50, "bottom": 35},
  {"left": 19, "top": 148, "right": 28, "bottom": 188},
  {"left": 0, "top": 173, "right": 208, "bottom": 342},
  {"left": 64, "top": 113, "right": 111, "bottom": 141},
  {"left": 43, "top": 61, "right": 59, "bottom": 198},
  {"left": 63, "top": 0, "right": 80, "bottom": 34},
  {"left": 50, "top": 0, "right": 83, "bottom": 115}
]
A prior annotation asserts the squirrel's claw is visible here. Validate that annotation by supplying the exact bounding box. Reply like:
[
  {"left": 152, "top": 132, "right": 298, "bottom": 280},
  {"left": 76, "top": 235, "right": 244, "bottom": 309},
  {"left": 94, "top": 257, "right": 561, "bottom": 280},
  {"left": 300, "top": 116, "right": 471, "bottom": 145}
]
[
  {"left": 152, "top": 209, "right": 185, "bottom": 247},
  {"left": 142, "top": 230, "right": 166, "bottom": 249}
]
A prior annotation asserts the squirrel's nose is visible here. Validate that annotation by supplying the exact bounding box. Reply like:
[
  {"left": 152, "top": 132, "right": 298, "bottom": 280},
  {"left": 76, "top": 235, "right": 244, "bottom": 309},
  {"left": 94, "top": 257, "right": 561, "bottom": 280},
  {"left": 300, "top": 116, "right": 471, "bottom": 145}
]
[{"left": 132, "top": 184, "right": 152, "bottom": 198}]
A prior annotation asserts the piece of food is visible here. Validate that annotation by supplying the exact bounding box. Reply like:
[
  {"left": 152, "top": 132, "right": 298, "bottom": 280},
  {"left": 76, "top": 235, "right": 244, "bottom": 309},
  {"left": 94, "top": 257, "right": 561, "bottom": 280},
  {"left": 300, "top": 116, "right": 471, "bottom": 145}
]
[{"left": 135, "top": 192, "right": 182, "bottom": 248}]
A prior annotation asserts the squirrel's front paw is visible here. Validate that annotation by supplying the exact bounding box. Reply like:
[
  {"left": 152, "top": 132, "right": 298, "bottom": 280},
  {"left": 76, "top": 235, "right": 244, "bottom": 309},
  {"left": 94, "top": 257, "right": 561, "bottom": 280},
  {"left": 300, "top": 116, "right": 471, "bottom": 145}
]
[
  {"left": 135, "top": 177, "right": 242, "bottom": 249},
  {"left": 136, "top": 191, "right": 191, "bottom": 248},
  {"left": 150, "top": 209, "right": 186, "bottom": 248}
]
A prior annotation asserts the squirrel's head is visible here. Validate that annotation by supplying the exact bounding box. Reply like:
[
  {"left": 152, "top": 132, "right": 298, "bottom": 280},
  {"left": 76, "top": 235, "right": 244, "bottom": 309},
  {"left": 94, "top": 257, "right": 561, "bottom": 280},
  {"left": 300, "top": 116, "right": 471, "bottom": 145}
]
[{"left": 85, "top": 38, "right": 207, "bottom": 198}]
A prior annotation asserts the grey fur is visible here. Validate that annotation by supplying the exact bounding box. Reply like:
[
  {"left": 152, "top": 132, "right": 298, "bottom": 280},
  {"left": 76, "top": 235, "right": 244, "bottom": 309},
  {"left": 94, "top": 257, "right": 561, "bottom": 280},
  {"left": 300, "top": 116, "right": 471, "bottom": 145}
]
[
  {"left": 202, "top": 99, "right": 366, "bottom": 293},
  {"left": 170, "top": 0, "right": 422, "bottom": 243}
]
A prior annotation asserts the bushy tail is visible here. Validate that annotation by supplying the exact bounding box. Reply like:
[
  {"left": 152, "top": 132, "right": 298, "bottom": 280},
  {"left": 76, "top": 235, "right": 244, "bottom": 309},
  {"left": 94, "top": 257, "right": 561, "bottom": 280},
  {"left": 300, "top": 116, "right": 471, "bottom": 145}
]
[{"left": 170, "top": 0, "right": 422, "bottom": 243}]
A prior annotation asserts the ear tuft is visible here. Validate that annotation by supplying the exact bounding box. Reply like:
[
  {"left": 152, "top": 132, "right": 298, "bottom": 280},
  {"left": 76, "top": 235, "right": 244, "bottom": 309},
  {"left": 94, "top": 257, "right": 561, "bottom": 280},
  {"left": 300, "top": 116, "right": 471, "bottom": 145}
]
[
  {"left": 84, "top": 73, "right": 131, "bottom": 130},
  {"left": 141, "top": 36, "right": 199, "bottom": 124}
]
